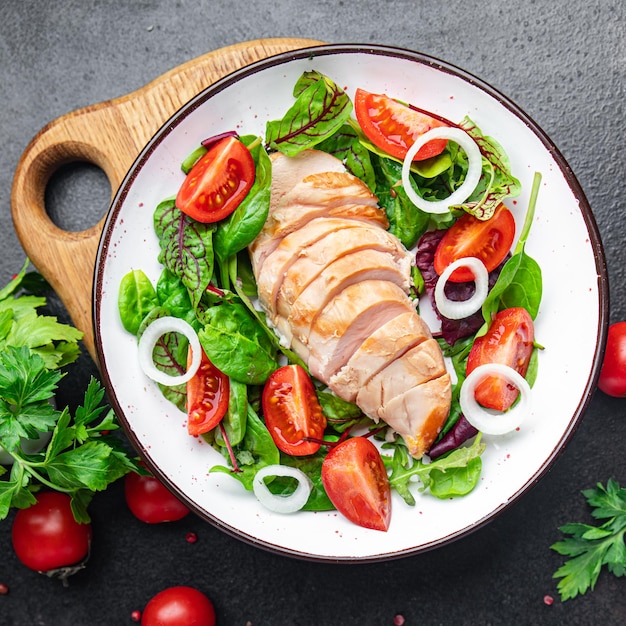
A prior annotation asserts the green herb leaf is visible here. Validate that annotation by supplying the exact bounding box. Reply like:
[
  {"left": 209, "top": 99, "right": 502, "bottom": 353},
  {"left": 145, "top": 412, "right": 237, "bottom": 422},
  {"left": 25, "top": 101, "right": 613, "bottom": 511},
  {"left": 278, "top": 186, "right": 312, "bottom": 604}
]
[
  {"left": 266, "top": 70, "right": 353, "bottom": 156},
  {"left": 154, "top": 198, "right": 215, "bottom": 309},
  {"left": 118, "top": 269, "right": 159, "bottom": 334},
  {"left": 551, "top": 479, "right": 626, "bottom": 601}
]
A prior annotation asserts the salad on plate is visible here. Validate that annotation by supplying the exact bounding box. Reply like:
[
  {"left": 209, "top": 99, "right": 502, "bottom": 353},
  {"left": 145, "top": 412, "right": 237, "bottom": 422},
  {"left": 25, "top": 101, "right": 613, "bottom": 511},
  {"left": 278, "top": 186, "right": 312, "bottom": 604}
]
[{"left": 117, "top": 70, "right": 542, "bottom": 532}]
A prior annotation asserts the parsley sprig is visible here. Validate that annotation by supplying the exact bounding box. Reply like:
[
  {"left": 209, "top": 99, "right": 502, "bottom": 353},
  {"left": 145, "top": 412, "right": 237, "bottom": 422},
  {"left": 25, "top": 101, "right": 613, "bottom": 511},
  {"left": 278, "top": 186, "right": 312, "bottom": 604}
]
[
  {"left": 0, "top": 346, "right": 138, "bottom": 523},
  {"left": 551, "top": 479, "right": 626, "bottom": 600}
]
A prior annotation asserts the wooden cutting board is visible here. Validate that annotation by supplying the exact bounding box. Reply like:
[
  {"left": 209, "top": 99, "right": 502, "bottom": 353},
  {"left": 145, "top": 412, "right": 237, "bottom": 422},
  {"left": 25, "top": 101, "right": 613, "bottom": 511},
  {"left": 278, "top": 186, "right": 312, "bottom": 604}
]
[{"left": 11, "top": 37, "right": 323, "bottom": 363}]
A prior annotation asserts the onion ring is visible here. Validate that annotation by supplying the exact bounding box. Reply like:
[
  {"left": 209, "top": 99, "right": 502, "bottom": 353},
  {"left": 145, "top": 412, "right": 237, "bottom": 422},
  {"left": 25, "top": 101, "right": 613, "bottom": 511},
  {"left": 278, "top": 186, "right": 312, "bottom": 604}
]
[
  {"left": 137, "top": 316, "right": 202, "bottom": 386},
  {"left": 401, "top": 127, "right": 483, "bottom": 214},
  {"left": 253, "top": 464, "right": 313, "bottom": 514},
  {"left": 460, "top": 363, "right": 532, "bottom": 435},
  {"left": 434, "top": 257, "right": 489, "bottom": 320}
]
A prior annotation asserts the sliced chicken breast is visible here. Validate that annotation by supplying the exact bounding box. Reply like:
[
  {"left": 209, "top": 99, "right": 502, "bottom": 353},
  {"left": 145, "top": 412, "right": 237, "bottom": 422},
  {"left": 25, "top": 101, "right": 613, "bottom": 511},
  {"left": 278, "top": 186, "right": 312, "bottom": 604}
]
[
  {"left": 275, "top": 225, "right": 413, "bottom": 320},
  {"left": 284, "top": 249, "right": 412, "bottom": 346},
  {"left": 356, "top": 339, "right": 447, "bottom": 418},
  {"left": 328, "top": 311, "right": 433, "bottom": 403},
  {"left": 255, "top": 217, "right": 364, "bottom": 316},
  {"left": 304, "top": 280, "right": 416, "bottom": 382},
  {"left": 378, "top": 374, "right": 452, "bottom": 458}
]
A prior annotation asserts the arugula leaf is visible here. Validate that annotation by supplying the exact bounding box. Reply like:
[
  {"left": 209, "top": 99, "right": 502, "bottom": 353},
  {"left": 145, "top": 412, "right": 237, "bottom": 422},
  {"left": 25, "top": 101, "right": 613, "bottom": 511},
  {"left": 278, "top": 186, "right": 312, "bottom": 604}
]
[
  {"left": 551, "top": 479, "right": 626, "bottom": 601},
  {"left": 385, "top": 434, "right": 485, "bottom": 504},
  {"left": 265, "top": 70, "right": 353, "bottom": 156},
  {"left": 154, "top": 197, "right": 215, "bottom": 309}
]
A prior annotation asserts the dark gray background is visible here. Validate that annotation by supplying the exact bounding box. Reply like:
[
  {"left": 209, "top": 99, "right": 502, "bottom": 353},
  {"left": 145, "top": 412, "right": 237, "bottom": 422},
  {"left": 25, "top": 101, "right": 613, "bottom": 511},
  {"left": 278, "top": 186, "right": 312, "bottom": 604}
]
[{"left": 1, "top": 1, "right": 624, "bottom": 624}]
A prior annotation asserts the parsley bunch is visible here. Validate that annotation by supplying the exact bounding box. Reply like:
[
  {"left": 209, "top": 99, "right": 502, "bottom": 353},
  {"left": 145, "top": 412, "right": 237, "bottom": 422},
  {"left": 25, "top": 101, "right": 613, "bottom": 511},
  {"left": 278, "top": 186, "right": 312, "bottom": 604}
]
[
  {"left": 0, "top": 262, "right": 139, "bottom": 522},
  {"left": 551, "top": 479, "right": 626, "bottom": 600}
]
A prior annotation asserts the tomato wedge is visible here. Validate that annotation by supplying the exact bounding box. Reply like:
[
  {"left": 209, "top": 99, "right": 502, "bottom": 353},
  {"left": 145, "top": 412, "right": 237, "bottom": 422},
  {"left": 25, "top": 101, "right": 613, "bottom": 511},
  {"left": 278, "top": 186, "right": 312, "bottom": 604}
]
[
  {"left": 434, "top": 203, "right": 516, "bottom": 283},
  {"left": 321, "top": 437, "right": 391, "bottom": 531},
  {"left": 186, "top": 348, "right": 229, "bottom": 436},
  {"left": 262, "top": 364, "right": 327, "bottom": 456},
  {"left": 354, "top": 88, "right": 448, "bottom": 161},
  {"left": 176, "top": 136, "right": 255, "bottom": 223},
  {"left": 466, "top": 307, "right": 535, "bottom": 411}
]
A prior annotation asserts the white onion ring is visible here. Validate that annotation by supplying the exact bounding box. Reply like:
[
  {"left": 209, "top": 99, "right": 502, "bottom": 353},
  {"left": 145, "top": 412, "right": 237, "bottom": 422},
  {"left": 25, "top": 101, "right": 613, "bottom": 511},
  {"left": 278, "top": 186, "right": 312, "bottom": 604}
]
[
  {"left": 434, "top": 257, "right": 489, "bottom": 319},
  {"left": 460, "top": 363, "right": 532, "bottom": 435},
  {"left": 137, "top": 316, "right": 202, "bottom": 386},
  {"left": 401, "top": 127, "right": 483, "bottom": 214},
  {"left": 253, "top": 464, "right": 313, "bottom": 514}
]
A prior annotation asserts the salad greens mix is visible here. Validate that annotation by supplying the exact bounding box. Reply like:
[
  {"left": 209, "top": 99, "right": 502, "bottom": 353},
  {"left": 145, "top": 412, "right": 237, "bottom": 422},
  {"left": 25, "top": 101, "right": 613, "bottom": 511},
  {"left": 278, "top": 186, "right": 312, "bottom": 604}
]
[{"left": 117, "top": 70, "right": 542, "bottom": 515}]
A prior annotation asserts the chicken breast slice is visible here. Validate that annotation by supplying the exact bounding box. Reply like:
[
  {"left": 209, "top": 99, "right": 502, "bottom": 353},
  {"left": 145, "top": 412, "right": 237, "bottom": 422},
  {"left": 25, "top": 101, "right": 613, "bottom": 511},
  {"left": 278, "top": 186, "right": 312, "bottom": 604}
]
[
  {"left": 303, "top": 280, "right": 416, "bottom": 382},
  {"left": 377, "top": 374, "right": 452, "bottom": 458},
  {"left": 281, "top": 249, "right": 412, "bottom": 349},
  {"left": 356, "top": 339, "right": 447, "bottom": 418},
  {"left": 328, "top": 310, "right": 433, "bottom": 403},
  {"left": 255, "top": 217, "right": 364, "bottom": 316},
  {"left": 275, "top": 224, "right": 413, "bottom": 320}
]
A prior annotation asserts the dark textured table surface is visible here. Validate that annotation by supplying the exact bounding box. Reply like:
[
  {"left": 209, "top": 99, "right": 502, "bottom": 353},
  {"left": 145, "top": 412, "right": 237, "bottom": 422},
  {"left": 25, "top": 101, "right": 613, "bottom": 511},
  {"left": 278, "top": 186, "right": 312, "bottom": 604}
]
[{"left": 1, "top": 1, "right": 624, "bottom": 624}]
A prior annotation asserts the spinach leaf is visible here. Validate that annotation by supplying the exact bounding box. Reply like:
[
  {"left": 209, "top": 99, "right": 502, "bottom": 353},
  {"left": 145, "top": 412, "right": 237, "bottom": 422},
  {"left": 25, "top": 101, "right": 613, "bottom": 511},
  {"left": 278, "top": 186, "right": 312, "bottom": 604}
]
[
  {"left": 214, "top": 379, "right": 248, "bottom": 448},
  {"left": 210, "top": 404, "right": 279, "bottom": 490},
  {"left": 154, "top": 198, "right": 214, "bottom": 309},
  {"left": 118, "top": 269, "right": 159, "bottom": 334},
  {"left": 373, "top": 154, "right": 431, "bottom": 249},
  {"left": 265, "top": 70, "right": 352, "bottom": 156},
  {"left": 276, "top": 452, "right": 334, "bottom": 511},
  {"left": 480, "top": 172, "right": 543, "bottom": 329},
  {"left": 198, "top": 301, "right": 278, "bottom": 385},
  {"left": 214, "top": 136, "right": 272, "bottom": 261},
  {"left": 316, "top": 390, "right": 366, "bottom": 434}
]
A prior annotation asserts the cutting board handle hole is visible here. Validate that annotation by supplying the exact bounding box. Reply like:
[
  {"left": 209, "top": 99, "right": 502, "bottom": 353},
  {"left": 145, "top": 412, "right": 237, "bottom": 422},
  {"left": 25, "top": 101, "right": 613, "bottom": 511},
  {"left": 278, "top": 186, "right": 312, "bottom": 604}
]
[{"left": 44, "top": 161, "right": 111, "bottom": 232}]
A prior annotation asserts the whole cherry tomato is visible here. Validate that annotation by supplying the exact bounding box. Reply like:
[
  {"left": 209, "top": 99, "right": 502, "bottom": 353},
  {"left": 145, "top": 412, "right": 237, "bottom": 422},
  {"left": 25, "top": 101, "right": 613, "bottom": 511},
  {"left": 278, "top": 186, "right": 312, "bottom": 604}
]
[
  {"left": 598, "top": 321, "right": 626, "bottom": 397},
  {"left": 141, "top": 586, "right": 216, "bottom": 626},
  {"left": 125, "top": 468, "right": 190, "bottom": 524},
  {"left": 11, "top": 491, "right": 91, "bottom": 573}
]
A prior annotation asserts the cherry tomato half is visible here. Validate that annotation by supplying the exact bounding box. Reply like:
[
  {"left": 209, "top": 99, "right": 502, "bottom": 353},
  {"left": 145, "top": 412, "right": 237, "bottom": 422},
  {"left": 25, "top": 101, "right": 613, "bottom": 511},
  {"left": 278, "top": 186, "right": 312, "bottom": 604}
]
[
  {"left": 11, "top": 491, "right": 91, "bottom": 573},
  {"left": 262, "top": 364, "right": 327, "bottom": 456},
  {"left": 141, "top": 586, "right": 216, "bottom": 626},
  {"left": 466, "top": 307, "right": 535, "bottom": 411},
  {"left": 434, "top": 203, "right": 516, "bottom": 283},
  {"left": 598, "top": 321, "right": 626, "bottom": 397},
  {"left": 176, "top": 136, "right": 255, "bottom": 223},
  {"left": 321, "top": 437, "right": 391, "bottom": 531},
  {"left": 125, "top": 467, "right": 190, "bottom": 524},
  {"left": 187, "top": 348, "right": 230, "bottom": 436},
  {"left": 354, "top": 88, "right": 448, "bottom": 162}
]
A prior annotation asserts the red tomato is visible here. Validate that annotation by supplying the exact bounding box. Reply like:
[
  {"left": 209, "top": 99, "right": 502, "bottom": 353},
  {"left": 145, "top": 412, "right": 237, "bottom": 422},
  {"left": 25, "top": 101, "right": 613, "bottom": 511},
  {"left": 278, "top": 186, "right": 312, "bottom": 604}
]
[
  {"left": 466, "top": 307, "right": 535, "bottom": 411},
  {"left": 598, "top": 321, "right": 626, "bottom": 397},
  {"left": 187, "top": 348, "right": 229, "bottom": 436},
  {"left": 354, "top": 88, "right": 448, "bottom": 161},
  {"left": 141, "top": 586, "right": 216, "bottom": 626},
  {"left": 125, "top": 468, "right": 190, "bottom": 524},
  {"left": 262, "top": 364, "right": 327, "bottom": 456},
  {"left": 434, "top": 203, "right": 516, "bottom": 283},
  {"left": 175, "top": 136, "right": 255, "bottom": 223},
  {"left": 11, "top": 491, "right": 91, "bottom": 573},
  {"left": 321, "top": 437, "right": 391, "bottom": 531}
]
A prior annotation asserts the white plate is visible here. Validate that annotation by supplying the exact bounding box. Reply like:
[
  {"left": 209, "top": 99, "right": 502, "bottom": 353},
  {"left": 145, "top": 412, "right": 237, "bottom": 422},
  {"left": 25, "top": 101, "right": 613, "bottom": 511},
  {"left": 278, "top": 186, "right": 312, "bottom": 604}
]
[{"left": 94, "top": 44, "right": 608, "bottom": 561}]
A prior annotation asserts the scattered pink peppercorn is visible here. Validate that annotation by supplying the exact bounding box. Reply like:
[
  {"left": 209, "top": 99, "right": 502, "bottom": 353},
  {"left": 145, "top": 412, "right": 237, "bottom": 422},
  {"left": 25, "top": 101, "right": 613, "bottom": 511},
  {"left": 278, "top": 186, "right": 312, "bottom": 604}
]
[
  {"left": 186, "top": 531, "right": 198, "bottom": 544},
  {"left": 543, "top": 595, "right": 554, "bottom": 606},
  {"left": 0, "top": 583, "right": 9, "bottom": 595},
  {"left": 130, "top": 609, "right": 141, "bottom": 622},
  {"left": 393, "top": 614, "right": 406, "bottom": 625}
]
